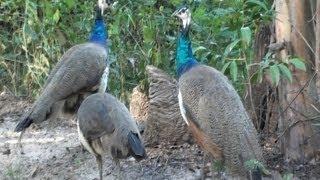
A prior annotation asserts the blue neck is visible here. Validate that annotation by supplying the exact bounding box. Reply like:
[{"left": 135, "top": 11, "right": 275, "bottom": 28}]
[
  {"left": 89, "top": 18, "right": 108, "bottom": 46},
  {"left": 175, "top": 29, "right": 198, "bottom": 77}
]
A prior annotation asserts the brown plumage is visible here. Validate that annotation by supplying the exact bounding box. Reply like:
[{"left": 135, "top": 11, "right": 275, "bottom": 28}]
[
  {"left": 77, "top": 92, "right": 146, "bottom": 179},
  {"left": 179, "top": 65, "right": 263, "bottom": 176},
  {"left": 14, "top": 4, "right": 109, "bottom": 133},
  {"left": 187, "top": 119, "right": 223, "bottom": 161},
  {"left": 174, "top": 6, "right": 264, "bottom": 178},
  {"left": 15, "top": 43, "right": 107, "bottom": 131}
]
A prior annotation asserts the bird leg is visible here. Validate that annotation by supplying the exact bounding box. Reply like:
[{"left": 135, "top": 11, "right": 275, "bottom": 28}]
[
  {"left": 95, "top": 154, "right": 103, "bottom": 180},
  {"left": 81, "top": 144, "right": 86, "bottom": 153},
  {"left": 114, "top": 159, "right": 122, "bottom": 180},
  {"left": 200, "top": 153, "right": 209, "bottom": 180},
  {"left": 18, "top": 129, "right": 26, "bottom": 154}
]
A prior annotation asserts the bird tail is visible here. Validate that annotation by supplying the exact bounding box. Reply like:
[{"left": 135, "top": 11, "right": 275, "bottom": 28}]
[
  {"left": 128, "top": 131, "right": 146, "bottom": 160},
  {"left": 14, "top": 117, "right": 33, "bottom": 132},
  {"left": 251, "top": 166, "right": 262, "bottom": 180}
]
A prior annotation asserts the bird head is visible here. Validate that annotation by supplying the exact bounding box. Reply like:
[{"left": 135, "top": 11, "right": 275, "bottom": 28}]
[
  {"left": 127, "top": 131, "right": 146, "bottom": 161},
  {"left": 172, "top": 6, "right": 191, "bottom": 30},
  {"left": 97, "top": 0, "right": 112, "bottom": 15},
  {"left": 109, "top": 130, "right": 146, "bottom": 161}
]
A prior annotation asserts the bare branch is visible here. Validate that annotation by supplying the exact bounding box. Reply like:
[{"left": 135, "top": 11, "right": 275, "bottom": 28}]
[{"left": 275, "top": 116, "right": 320, "bottom": 143}]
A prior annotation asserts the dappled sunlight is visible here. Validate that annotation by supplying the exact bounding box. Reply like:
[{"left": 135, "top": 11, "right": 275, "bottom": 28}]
[
  {"left": 0, "top": 133, "right": 77, "bottom": 146},
  {"left": 0, "top": 0, "right": 319, "bottom": 179},
  {"left": 1, "top": 130, "right": 43, "bottom": 138}
]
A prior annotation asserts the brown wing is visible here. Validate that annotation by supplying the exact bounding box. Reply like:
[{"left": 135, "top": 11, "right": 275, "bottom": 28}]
[
  {"left": 179, "top": 65, "right": 263, "bottom": 176},
  {"left": 41, "top": 44, "right": 83, "bottom": 91},
  {"left": 77, "top": 93, "right": 115, "bottom": 140},
  {"left": 179, "top": 65, "right": 225, "bottom": 159},
  {"left": 15, "top": 43, "right": 108, "bottom": 132}
]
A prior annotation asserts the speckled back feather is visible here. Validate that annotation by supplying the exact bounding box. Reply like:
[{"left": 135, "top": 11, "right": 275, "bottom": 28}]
[
  {"left": 179, "top": 65, "right": 263, "bottom": 176},
  {"left": 14, "top": 6, "right": 109, "bottom": 132},
  {"left": 77, "top": 93, "right": 146, "bottom": 160}
]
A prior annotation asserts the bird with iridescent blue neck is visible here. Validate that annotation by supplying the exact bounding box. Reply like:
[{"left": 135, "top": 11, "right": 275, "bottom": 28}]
[
  {"left": 14, "top": 0, "right": 111, "bottom": 146},
  {"left": 173, "top": 6, "right": 264, "bottom": 178}
]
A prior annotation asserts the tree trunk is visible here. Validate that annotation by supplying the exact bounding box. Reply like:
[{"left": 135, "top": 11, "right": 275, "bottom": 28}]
[
  {"left": 246, "top": 24, "right": 279, "bottom": 135},
  {"left": 275, "top": 0, "right": 320, "bottom": 162},
  {"left": 134, "top": 65, "right": 192, "bottom": 147},
  {"left": 316, "top": 0, "right": 320, "bottom": 99}
]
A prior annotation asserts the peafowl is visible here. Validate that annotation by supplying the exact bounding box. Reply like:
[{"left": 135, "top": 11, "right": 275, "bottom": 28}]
[
  {"left": 14, "top": 0, "right": 111, "bottom": 141},
  {"left": 77, "top": 65, "right": 146, "bottom": 179},
  {"left": 173, "top": 6, "right": 264, "bottom": 178}
]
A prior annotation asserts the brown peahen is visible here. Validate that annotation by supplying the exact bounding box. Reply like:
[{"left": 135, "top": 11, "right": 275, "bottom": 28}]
[
  {"left": 173, "top": 6, "right": 264, "bottom": 179},
  {"left": 77, "top": 66, "right": 146, "bottom": 179},
  {"left": 14, "top": 0, "right": 111, "bottom": 140}
]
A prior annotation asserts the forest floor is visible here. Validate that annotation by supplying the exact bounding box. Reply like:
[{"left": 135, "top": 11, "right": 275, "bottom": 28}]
[{"left": 0, "top": 90, "right": 319, "bottom": 179}]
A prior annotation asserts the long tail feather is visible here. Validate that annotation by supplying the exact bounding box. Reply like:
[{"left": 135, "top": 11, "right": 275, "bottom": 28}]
[
  {"left": 251, "top": 166, "right": 262, "bottom": 180},
  {"left": 128, "top": 132, "right": 146, "bottom": 159},
  {"left": 14, "top": 117, "right": 33, "bottom": 132}
]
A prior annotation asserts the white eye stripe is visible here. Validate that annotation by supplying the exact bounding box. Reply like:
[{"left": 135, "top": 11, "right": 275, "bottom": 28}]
[{"left": 178, "top": 7, "right": 188, "bottom": 14}]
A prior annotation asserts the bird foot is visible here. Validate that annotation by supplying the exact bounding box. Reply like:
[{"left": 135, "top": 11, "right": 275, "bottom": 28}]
[
  {"left": 17, "top": 130, "right": 25, "bottom": 154},
  {"left": 65, "top": 144, "right": 87, "bottom": 154},
  {"left": 199, "top": 166, "right": 210, "bottom": 180},
  {"left": 114, "top": 160, "right": 124, "bottom": 180}
]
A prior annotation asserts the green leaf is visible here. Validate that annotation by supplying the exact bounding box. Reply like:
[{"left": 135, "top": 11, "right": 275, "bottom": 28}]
[
  {"left": 53, "top": 9, "right": 60, "bottom": 23},
  {"left": 221, "top": 62, "right": 231, "bottom": 73},
  {"left": 269, "top": 65, "right": 280, "bottom": 86},
  {"left": 240, "top": 27, "right": 251, "bottom": 47},
  {"left": 223, "top": 39, "right": 240, "bottom": 58},
  {"left": 289, "top": 58, "right": 306, "bottom": 71},
  {"left": 282, "top": 173, "right": 293, "bottom": 180},
  {"left": 230, "top": 61, "right": 238, "bottom": 81},
  {"left": 250, "top": 71, "right": 258, "bottom": 83},
  {"left": 246, "top": 0, "right": 268, "bottom": 11},
  {"left": 250, "top": 68, "right": 263, "bottom": 84},
  {"left": 64, "top": 0, "right": 75, "bottom": 8},
  {"left": 110, "top": 24, "right": 119, "bottom": 36},
  {"left": 257, "top": 69, "right": 263, "bottom": 84},
  {"left": 143, "top": 26, "right": 155, "bottom": 43},
  {"left": 278, "top": 64, "right": 292, "bottom": 83},
  {"left": 194, "top": 46, "right": 207, "bottom": 53}
]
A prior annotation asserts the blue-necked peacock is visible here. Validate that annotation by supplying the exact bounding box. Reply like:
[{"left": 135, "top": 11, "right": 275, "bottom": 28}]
[
  {"left": 173, "top": 6, "right": 264, "bottom": 178},
  {"left": 14, "top": 0, "right": 111, "bottom": 138}
]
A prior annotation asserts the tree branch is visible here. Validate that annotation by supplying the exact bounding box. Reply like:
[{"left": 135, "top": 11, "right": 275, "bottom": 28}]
[{"left": 275, "top": 116, "right": 320, "bottom": 143}]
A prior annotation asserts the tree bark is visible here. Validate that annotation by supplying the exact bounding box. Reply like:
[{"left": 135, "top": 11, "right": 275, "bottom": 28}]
[
  {"left": 136, "top": 65, "right": 192, "bottom": 147},
  {"left": 275, "top": 0, "right": 320, "bottom": 162},
  {"left": 316, "top": 1, "right": 320, "bottom": 99},
  {"left": 246, "top": 24, "right": 280, "bottom": 135}
]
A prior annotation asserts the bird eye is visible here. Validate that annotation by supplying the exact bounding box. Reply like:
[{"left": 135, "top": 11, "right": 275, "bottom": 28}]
[{"left": 181, "top": 9, "right": 186, "bottom": 13}]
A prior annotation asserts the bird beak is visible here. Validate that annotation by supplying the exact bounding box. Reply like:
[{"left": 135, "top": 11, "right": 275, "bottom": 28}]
[{"left": 172, "top": 9, "right": 179, "bottom": 17}]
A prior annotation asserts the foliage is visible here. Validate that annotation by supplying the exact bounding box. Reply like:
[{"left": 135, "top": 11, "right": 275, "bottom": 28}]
[
  {"left": 4, "top": 164, "right": 22, "bottom": 179},
  {"left": 0, "top": 0, "right": 93, "bottom": 97},
  {"left": 0, "top": 0, "right": 276, "bottom": 102},
  {"left": 212, "top": 159, "right": 225, "bottom": 172},
  {"left": 245, "top": 159, "right": 270, "bottom": 176},
  {"left": 282, "top": 173, "right": 294, "bottom": 180},
  {"left": 251, "top": 53, "right": 307, "bottom": 86}
]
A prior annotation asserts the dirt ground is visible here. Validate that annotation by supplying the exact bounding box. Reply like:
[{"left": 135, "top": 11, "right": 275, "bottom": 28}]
[{"left": 0, "top": 90, "right": 319, "bottom": 179}]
